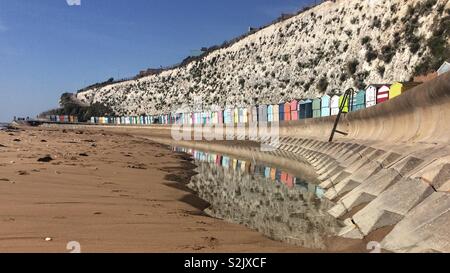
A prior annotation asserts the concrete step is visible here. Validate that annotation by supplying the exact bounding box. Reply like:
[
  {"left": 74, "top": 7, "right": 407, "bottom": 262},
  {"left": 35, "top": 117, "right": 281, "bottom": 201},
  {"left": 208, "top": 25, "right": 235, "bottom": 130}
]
[{"left": 381, "top": 192, "right": 450, "bottom": 253}]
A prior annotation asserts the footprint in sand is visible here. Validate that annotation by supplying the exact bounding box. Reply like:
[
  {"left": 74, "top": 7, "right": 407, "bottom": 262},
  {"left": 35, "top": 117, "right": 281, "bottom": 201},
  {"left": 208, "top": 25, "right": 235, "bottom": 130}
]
[
  {"left": 202, "top": 237, "right": 219, "bottom": 248},
  {"left": 17, "top": 170, "right": 29, "bottom": 176}
]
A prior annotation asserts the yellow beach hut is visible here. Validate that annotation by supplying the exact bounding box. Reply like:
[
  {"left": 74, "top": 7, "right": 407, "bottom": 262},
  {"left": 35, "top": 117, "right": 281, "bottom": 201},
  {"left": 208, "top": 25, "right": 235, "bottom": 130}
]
[{"left": 389, "top": 82, "right": 422, "bottom": 100}]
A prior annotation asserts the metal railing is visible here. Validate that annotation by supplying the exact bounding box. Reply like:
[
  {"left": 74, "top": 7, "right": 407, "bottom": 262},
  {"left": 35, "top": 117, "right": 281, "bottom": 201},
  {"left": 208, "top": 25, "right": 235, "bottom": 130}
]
[{"left": 329, "top": 88, "right": 354, "bottom": 142}]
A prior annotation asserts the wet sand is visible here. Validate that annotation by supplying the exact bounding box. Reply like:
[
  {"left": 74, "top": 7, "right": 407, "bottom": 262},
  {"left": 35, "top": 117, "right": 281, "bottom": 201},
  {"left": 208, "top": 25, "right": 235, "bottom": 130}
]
[{"left": 0, "top": 126, "right": 374, "bottom": 253}]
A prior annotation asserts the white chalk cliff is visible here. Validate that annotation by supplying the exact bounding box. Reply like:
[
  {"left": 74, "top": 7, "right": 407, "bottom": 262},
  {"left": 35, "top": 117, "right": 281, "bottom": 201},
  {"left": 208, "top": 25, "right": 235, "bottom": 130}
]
[{"left": 75, "top": 0, "right": 450, "bottom": 116}]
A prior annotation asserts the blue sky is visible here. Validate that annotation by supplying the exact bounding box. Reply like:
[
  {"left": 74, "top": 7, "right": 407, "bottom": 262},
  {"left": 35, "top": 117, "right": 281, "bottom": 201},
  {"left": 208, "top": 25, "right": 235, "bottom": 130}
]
[{"left": 0, "top": 0, "right": 315, "bottom": 121}]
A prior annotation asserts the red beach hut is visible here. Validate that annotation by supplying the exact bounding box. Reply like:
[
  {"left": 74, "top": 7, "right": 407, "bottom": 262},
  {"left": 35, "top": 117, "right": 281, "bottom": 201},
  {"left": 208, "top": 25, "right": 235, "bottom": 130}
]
[
  {"left": 290, "top": 100, "right": 298, "bottom": 121},
  {"left": 284, "top": 102, "right": 291, "bottom": 121}
]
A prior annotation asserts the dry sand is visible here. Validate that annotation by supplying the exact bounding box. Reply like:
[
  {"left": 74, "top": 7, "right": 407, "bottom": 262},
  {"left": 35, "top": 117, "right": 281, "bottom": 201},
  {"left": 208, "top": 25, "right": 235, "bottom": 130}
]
[{"left": 0, "top": 126, "right": 374, "bottom": 253}]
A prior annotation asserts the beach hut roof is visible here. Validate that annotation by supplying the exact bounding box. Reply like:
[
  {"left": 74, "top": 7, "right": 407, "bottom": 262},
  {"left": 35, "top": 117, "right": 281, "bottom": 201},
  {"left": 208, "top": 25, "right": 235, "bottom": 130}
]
[
  {"left": 367, "top": 84, "right": 391, "bottom": 89},
  {"left": 437, "top": 61, "right": 450, "bottom": 75}
]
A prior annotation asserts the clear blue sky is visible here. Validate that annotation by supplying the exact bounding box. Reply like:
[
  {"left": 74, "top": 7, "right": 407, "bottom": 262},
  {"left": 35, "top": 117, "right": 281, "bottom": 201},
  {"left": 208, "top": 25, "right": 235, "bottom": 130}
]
[{"left": 0, "top": 0, "right": 316, "bottom": 122}]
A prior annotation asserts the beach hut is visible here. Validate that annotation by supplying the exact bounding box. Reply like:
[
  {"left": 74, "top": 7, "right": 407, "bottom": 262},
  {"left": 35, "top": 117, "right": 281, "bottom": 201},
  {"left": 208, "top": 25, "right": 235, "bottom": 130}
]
[
  {"left": 278, "top": 103, "right": 285, "bottom": 122},
  {"left": 365, "top": 86, "right": 377, "bottom": 107},
  {"left": 193, "top": 113, "right": 198, "bottom": 124},
  {"left": 389, "top": 82, "right": 422, "bottom": 99},
  {"left": 273, "top": 104, "right": 279, "bottom": 122},
  {"left": 228, "top": 109, "right": 234, "bottom": 124},
  {"left": 290, "top": 100, "right": 298, "bottom": 121},
  {"left": 258, "top": 105, "right": 268, "bottom": 123},
  {"left": 389, "top": 82, "right": 403, "bottom": 100},
  {"left": 251, "top": 106, "right": 258, "bottom": 123},
  {"left": 267, "top": 105, "right": 274, "bottom": 122},
  {"left": 218, "top": 110, "right": 223, "bottom": 124},
  {"left": 284, "top": 102, "right": 291, "bottom": 121},
  {"left": 304, "top": 99, "right": 313, "bottom": 118},
  {"left": 339, "top": 94, "right": 350, "bottom": 113},
  {"left": 201, "top": 112, "right": 206, "bottom": 124},
  {"left": 377, "top": 85, "right": 391, "bottom": 104},
  {"left": 275, "top": 170, "right": 282, "bottom": 182},
  {"left": 286, "top": 174, "right": 294, "bottom": 188},
  {"left": 330, "top": 95, "right": 340, "bottom": 115},
  {"left": 264, "top": 167, "right": 271, "bottom": 179},
  {"left": 233, "top": 108, "right": 239, "bottom": 124},
  {"left": 214, "top": 111, "right": 220, "bottom": 124},
  {"left": 297, "top": 100, "right": 304, "bottom": 119},
  {"left": 243, "top": 108, "right": 249, "bottom": 124},
  {"left": 299, "top": 100, "right": 313, "bottom": 119},
  {"left": 246, "top": 106, "right": 253, "bottom": 124},
  {"left": 221, "top": 111, "right": 227, "bottom": 124},
  {"left": 281, "top": 172, "right": 288, "bottom": 185},
  {"left": 437, "top": 61, "right": 450, "bottom": 76},
  {"left": 321, "top": 95, "right": 331, "bottom": 117},
  {"left": 312, "top": 98, "right": 321, "bottom": 118},
  {"left": 241, "top": 108, "right": 248, "bottom": 123},
  {"left": 268, "top": 168, "right": 275, "bottom": 181},
  {"left": 353, "top": 90, "right": 366, "bottom": 111},
  {"left": 222, "top": 156, "right": 230, "bottom": 169}
]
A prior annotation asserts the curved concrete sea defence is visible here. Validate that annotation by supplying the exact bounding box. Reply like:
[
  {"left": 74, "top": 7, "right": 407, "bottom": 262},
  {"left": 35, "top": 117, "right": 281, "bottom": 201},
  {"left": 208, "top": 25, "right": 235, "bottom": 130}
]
[
  {"left": 57, "top": 72, "right": 450, "bottom": 253},
  {"left": 275, "top": 72, "right": 450, "bottom": 252}
]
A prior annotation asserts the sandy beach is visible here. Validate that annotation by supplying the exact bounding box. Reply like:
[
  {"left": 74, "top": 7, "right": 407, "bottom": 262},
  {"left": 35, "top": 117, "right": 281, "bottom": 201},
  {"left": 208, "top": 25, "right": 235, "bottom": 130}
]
[{"left": 0, "top": 126, "right": 324, "bottom": 253}]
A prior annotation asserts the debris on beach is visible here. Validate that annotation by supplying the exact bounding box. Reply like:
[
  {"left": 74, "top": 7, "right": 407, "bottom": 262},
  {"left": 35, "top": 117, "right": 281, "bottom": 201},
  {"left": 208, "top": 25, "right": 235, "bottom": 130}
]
[
  {"left": 37, "top": 155, "right": 54, "bottom": 162},
  {"left": 127, "top": 163, "right": 147, "bottom": 170}
]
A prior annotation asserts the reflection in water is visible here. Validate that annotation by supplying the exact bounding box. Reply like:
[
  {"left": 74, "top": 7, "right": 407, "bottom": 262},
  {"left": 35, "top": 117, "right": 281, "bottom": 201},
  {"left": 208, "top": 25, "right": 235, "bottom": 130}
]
[
  {"left": 173, "top": 146, "right": 342, "bottom": 249},
  {"left": 174, "top": 147, "right": 325, "bottom": 198}
]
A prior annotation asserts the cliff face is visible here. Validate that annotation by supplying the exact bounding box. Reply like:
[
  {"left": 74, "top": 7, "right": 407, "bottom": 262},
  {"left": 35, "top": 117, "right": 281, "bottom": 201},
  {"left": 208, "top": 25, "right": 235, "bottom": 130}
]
[{"left": 75, "top": 0, "right": 450, "bottom": 116}]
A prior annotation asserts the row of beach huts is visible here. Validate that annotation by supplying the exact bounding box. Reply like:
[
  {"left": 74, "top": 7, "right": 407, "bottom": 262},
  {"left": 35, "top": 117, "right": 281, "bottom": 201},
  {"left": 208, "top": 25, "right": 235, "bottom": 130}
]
[
  {"left": 46, "top": 115, "right": 79, "bottom": 123},
  {"left": 89, "top": 82, "right": 420, "bottom": 126}
]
